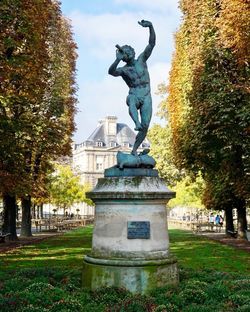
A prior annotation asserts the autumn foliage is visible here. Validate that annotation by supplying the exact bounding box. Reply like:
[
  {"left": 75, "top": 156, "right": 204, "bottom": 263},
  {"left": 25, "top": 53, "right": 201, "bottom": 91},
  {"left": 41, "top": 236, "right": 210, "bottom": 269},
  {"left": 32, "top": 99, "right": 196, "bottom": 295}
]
[
  {"left": 0, "top": 0, "right": 77, "bottom": 237},
  {"left": 161, "top": 0, "right": 250, "bottom": 237}
]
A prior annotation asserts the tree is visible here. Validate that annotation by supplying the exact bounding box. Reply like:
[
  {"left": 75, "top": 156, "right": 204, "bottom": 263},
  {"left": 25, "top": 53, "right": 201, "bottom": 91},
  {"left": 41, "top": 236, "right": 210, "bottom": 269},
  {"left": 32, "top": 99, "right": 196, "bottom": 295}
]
[
  {"left": 0, "top": 0, "right": 53, "bottom": 238},
  {"left": 148, "top": 124, "right": 183, "bottom": 187},
  {"left": 161, "top": 0, "right": 250, "bottom": 237},
  {"left": 148, "top": 122, "right": 204, "bottom": 210},
  {"left": 169, "top": 174, "right": 204, "bottom": 210},
  {"left": 19, "top": 8, "right": 78, "bottom": 237},
  {"left": 0, "top": 0, "right": 77, "bottom": 238},
  {"left": 49, "top": 165, "right": 93, "bottom": 214}
]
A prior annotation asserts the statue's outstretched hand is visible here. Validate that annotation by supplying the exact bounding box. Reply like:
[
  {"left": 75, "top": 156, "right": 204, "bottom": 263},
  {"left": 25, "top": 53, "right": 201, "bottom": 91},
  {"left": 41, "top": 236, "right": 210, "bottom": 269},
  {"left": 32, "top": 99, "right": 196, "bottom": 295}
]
[{"left": 138, "top": 20, "right": 152, "bottom": 27}]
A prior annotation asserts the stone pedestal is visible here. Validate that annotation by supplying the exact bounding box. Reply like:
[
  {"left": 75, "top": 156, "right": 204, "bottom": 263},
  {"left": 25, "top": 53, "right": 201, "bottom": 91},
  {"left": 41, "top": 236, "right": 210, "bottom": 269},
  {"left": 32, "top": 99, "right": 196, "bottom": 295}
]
[{"left": 82, "top": 169, "right": 178, "bottom": 294}]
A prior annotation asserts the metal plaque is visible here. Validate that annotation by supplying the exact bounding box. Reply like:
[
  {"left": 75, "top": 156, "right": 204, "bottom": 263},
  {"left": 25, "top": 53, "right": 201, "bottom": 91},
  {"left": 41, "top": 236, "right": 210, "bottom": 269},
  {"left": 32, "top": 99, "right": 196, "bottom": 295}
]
[{"left": 127, "top": 221, "right": 150, "bottom": 239}]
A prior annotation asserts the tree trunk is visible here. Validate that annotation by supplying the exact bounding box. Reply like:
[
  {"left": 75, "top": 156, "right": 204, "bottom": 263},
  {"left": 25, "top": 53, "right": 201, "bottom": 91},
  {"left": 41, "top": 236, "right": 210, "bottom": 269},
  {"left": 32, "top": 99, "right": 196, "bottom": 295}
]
[
  {"left": 237, "top": 199, "right": 247, "bottom": 239},
  {"left": 36, "top": 205, "right": 39, "bottom": 219},
  {"left": 21, "top": 195, "right": 32, "bottom": 237},
  {"left": 225, "top": 207, "right": 234, "bottom": 235},
  {"left": 40, "top": 203, "right": 43, "bottom": 219},
  {"left": 2, "top": 194, "right": 18, "bottom": 240},
  {"left": 32, "top": 204, "right": 36, "bottom": 219}
]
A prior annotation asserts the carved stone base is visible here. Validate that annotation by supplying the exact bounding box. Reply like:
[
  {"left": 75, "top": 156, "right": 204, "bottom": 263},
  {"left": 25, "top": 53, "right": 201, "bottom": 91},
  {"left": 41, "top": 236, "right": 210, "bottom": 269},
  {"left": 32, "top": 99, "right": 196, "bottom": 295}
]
[
  {"left": 82, "top": 174, "right": 178, "bottom": 294},
  {"left": 82, "top": 255, "right": 178, "bottom": 294}
]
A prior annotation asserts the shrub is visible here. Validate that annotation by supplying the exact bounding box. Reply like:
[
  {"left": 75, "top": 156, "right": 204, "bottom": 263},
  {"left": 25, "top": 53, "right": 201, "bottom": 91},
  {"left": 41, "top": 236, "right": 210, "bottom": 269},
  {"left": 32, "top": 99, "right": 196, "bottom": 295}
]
[
  {"left": 50, "top": 298, "right": 82, "bottom": 312},
  {"left": 205, "top": 280, "right": 231, "bottom": 302},
  {"left": 21, "top": 305, "right": 49, "bottom": 312},
  {"left": 0, "top": 292, "right": 23, "bottom": 312},
  {"left": 92, "top": 286, "right": 131, "bottom": 305},
  {"left": 237, "top": 305, "right": 250, "bottom": 312},
  {"left": 154, "top": 303, "right": 179, "bottom": 312},
  {"left": 19, "top": 282, "right": 66, "bottom": 307},
  {"left": 1, "top": 277, "right": 31, "bottom": 294},
  {"left": 179, "top": 288, "right": 207, "bottom": 305},
  {"left": 1, "top": 267, "right": 250, "bottom": 311},
  {"left": 149, "top": 284, "right": 178, "bottom": 307},
  {"left": 228, "top": 293, "right": 250, "bottom": 306},
  {"left": 108, "top": 295, "right": 155, "bottom": 312},
  {"left": 182, "top": 303, "right": 220, "bottom": 312},
  {"left": 228, "top": 279, "right": 250, "bottom": 291}
]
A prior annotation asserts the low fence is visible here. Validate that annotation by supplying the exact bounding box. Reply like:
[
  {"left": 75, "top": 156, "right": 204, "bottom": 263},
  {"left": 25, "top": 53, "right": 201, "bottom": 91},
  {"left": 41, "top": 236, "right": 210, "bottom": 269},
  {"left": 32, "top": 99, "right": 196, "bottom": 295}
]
[{"left": 168, "top": 219, "right": 225, "bottom": 233}]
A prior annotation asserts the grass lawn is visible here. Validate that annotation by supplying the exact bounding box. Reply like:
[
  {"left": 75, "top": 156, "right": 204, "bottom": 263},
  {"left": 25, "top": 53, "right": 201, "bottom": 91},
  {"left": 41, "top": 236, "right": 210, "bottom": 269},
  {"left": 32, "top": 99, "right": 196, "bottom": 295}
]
[
  {"left": 170, "top": 229, "right": 250, "bottom": 274},
  {"left": 0, "top": 226, "right": 250, "bottom": 311}
]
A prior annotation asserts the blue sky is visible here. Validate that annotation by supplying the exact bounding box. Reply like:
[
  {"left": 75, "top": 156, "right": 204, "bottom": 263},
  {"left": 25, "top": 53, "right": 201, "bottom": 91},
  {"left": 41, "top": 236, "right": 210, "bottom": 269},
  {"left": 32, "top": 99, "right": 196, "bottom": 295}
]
[{"left": 60, "top": 0, "right": 181, "bottom": 143}]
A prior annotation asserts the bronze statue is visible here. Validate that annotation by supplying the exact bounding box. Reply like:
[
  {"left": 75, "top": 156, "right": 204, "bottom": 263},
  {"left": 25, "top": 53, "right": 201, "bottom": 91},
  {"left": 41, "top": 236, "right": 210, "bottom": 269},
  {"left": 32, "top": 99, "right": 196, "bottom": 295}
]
[{"left": 108, "top": 20, "right": 156, "bottom": 156}]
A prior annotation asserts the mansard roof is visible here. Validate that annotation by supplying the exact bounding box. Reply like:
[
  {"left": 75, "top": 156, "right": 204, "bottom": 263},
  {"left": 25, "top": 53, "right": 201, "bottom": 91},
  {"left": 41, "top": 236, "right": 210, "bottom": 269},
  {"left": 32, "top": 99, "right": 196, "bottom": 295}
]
[
  {"left": 74, "top": 116, "right": 150, "bottom": 150},
  {"left": 87, "top": 122, "right": 136, "bottom": 146}
]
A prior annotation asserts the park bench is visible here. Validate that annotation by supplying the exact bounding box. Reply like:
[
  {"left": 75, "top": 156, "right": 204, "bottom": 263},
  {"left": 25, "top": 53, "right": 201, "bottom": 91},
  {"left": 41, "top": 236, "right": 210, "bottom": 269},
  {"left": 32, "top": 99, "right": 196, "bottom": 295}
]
[
  {"left": 194, "top": 222, "right": 218, "bottom": 233},
  {"left": 32, "top": 217, "right": 95, "bottom": 233},
  {"left": 227, "top": 230, "right": 238, "bottom": 238},
  {"left": 54, "top": 218, "right": 94, "bottom": 232},
  {"left": 0, "top": 233, "right": 11, "bottom": 243}
]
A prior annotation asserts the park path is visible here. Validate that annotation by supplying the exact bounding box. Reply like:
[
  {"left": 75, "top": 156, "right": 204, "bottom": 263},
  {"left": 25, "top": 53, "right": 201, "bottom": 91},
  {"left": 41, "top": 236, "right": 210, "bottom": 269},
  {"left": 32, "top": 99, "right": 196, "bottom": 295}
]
[
  {"left": 0, "top": 232, "right": 62, "bottom": 254},
  {"left": 198, "top": 232, "right": 250, "bottom": 253}
]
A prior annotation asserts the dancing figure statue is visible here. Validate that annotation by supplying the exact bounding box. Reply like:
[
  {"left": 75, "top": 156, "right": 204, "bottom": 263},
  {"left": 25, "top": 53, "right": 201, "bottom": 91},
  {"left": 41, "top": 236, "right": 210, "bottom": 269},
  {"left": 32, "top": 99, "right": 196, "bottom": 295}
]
[{"left": 108, "top": 20, "right": 156, "bottom": 156}]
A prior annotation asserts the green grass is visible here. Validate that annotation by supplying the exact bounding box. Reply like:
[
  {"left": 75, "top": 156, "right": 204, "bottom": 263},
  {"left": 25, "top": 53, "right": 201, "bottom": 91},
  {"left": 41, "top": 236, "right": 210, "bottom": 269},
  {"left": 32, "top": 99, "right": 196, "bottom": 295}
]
[
  {"left": 0, "top": 226, "right": 93, "bottom": 272},
  {"left": 170, "top": 229, "right": 250, "bottom": 274},
  {"left": 0, "top": 226, "right": 250, "bottom": 312},
  {"left": 1, "top": 227, "right": 249, "bottom": 274}
]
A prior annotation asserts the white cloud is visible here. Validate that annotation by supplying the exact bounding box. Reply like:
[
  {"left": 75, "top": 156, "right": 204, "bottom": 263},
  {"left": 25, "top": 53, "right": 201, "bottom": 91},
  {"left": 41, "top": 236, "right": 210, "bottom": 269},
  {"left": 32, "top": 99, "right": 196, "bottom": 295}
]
[
  {"left": 70, "top": 11, "right": 146, "bottom": 60},
  {"left": 69, "top": 10, "right": 179, "bottom": 61},
  {"left": 74, "top": 62, "right": 170, "bottom": 142},
  {"left": 114, "top": 0, "right": 179, "bottom": 13}
]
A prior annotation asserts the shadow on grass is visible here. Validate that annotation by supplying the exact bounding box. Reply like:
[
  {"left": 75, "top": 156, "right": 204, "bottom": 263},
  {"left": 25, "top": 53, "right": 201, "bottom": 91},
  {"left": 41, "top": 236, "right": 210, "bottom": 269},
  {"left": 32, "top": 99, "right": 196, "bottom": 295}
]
[
  {"left": 0, "top": 226, "right": 93, "bottom": 270},
  {"left": 1, "top": 227, "right": 250, "bottom": 275},
  {"left": 169, "top": 229, "right": 250, "bottom": 274}
]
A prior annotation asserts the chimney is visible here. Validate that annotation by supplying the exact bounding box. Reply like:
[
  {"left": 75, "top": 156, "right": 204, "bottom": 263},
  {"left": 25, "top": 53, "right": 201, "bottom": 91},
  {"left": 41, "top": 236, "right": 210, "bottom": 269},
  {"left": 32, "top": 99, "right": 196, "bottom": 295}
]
[{"left": 104, "top": 116, "right": 117, "bottom": 136}]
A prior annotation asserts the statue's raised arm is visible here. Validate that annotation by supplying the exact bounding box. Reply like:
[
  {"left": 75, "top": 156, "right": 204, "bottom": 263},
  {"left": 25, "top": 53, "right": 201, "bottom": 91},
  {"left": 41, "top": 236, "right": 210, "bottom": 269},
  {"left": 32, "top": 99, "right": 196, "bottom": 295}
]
[{"left": 138, "top": 20, "right": 156, "bottom": 62}]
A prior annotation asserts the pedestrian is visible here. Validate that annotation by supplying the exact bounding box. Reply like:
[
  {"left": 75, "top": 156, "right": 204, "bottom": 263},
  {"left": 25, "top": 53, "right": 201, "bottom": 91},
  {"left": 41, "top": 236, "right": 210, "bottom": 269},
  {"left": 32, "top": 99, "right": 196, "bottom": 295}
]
[
  {"left": 209, "top": 213, "right": 214, "bottom": 231},
  {"left": 215, "top": 214, "right": 220, "bottom": 232},
  {"left": 219, "top": 215, "right": 224, "bottom": 227}
]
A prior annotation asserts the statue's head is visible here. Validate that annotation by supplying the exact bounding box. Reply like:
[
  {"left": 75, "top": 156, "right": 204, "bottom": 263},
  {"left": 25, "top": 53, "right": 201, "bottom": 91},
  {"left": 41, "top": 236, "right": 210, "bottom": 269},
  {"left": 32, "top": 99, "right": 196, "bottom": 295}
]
[{"left": 121, "top": 45, "right": 135, "bottom": 62}]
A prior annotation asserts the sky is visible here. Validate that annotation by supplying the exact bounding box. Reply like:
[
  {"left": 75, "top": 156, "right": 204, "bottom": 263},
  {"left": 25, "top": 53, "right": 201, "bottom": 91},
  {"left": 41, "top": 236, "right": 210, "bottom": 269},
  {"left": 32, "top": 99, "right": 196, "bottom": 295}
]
[{"left": 60, "top": 0, "right": 181, "bottom": 143}]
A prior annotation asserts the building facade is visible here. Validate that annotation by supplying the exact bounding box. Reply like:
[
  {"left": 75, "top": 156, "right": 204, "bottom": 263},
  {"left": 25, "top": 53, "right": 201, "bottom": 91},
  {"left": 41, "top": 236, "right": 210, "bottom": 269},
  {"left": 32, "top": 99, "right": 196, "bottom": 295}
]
[
  {"left": 71, "top": 116, "right": 149, "bottom": 217},
  {"left": 43, "top": 116, "right": 148, "bottom": 218},
  {"left": 72, "top": 116, "right": 149, "bottom": 188}
]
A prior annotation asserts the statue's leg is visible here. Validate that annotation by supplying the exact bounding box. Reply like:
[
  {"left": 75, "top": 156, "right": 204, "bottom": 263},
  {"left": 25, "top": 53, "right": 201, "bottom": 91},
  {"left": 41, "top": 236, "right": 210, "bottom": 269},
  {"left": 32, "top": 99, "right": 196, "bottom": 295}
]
[
  {"left": 131, "top": 96, "right": 152, "bottom": 155},
  {"left": 126, "top": 94, "right": 142, "bottom": 131},
  {"left": 140, "top": 95, "right": 152, "bottom": 130},
  {"left": 131, "top": 128, "right": 147, "bottom": 155}
]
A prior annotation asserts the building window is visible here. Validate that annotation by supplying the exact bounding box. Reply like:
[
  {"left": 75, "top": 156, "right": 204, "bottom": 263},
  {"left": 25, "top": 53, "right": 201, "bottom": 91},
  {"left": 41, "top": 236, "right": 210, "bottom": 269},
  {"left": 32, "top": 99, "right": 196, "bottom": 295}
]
[
  {"left": 96, "top": 163, "right": 103, "bottom": 170},
  {"left": 96, "top": 141, "right": 103, "bottom": 147},
  {"left": 110, "top": 141, "right": 117, "bottom": 147},
  {"left": 96, "top": 156, "right": 104, "bottom": 171},
  {"left": 122, "top": 142, "right": 130, "bottom": 147}
]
